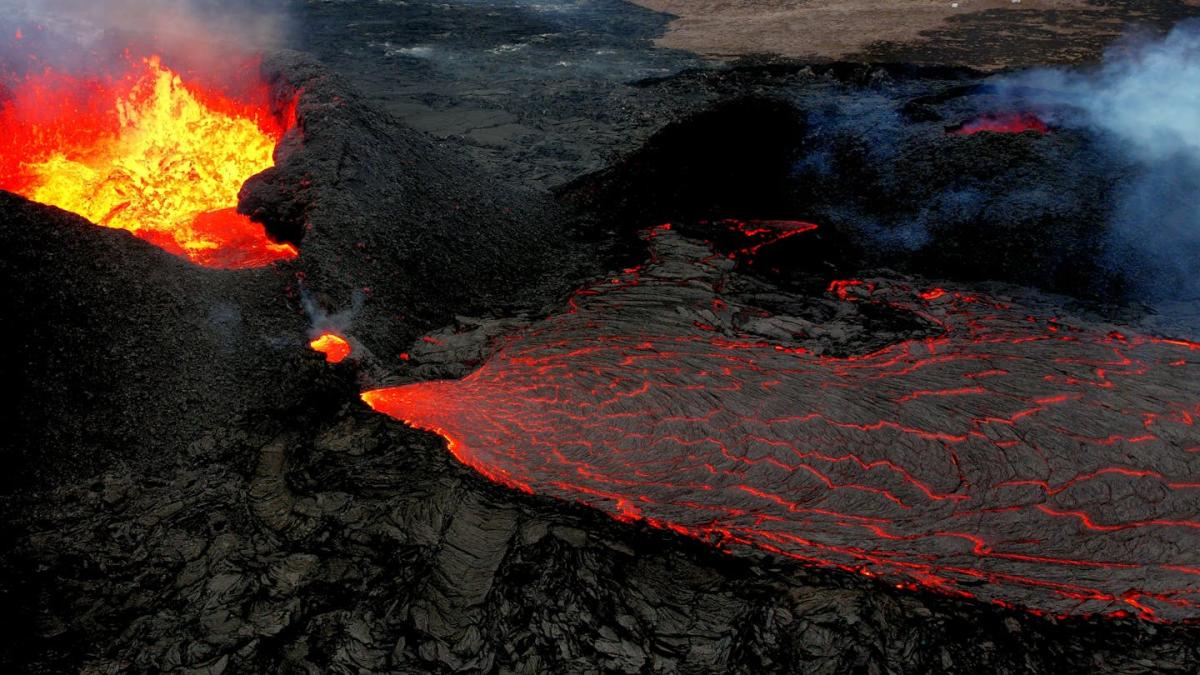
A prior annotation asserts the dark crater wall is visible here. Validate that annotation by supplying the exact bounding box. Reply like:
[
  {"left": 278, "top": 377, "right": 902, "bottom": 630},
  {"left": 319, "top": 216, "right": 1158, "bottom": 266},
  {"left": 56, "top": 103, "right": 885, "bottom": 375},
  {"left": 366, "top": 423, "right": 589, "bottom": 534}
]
[
  {"left": 0, "top": 194, "right": 320, "bottom": 489},
  {"left": 243, "top": 51, "right": 594, "bottom": 362}
]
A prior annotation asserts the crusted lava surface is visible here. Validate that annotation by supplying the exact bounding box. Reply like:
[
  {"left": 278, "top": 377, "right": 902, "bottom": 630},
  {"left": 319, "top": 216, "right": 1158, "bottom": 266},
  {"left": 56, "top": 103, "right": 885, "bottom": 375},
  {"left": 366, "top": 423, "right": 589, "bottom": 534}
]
[{"left": 365, "top": 224, "right": 1200, "bottom": 621}]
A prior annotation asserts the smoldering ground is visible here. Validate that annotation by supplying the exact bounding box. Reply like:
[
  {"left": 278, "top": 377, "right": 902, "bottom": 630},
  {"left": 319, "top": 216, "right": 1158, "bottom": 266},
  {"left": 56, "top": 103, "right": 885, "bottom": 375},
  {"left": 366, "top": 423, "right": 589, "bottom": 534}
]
[
  {"left": 995, "top": 21, "right": 1200, "bottom": 302},
  {"left": 781, "top": 25, "right": 1200, "bottom": 311}
]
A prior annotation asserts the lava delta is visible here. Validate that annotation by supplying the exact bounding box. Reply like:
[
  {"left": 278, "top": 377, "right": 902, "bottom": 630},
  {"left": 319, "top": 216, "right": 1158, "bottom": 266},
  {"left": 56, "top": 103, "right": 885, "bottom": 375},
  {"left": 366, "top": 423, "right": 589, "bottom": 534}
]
[{"left": 366, "top": 223, "right": 1200, "bottom": 622}]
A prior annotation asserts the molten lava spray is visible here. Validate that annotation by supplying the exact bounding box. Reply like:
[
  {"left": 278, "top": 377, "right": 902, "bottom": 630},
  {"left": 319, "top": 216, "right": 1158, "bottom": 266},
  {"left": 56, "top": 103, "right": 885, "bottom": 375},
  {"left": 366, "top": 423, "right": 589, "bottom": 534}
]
[
  {"left": 311, "top": 333, "right": 351, "bottom": 364},
  {"left": 0, "top": 55, "right": 296, "bottom": 268}
]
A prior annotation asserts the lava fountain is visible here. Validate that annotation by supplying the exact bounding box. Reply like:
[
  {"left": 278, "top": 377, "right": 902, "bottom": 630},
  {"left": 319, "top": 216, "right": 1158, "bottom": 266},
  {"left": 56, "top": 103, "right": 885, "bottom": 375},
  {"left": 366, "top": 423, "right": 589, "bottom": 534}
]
[
  {"left": 0, "top": 54, "right": 297, "bottom": 268},
  {"left": 364, "top": 223, "right": 1200, "bottom": 621}
]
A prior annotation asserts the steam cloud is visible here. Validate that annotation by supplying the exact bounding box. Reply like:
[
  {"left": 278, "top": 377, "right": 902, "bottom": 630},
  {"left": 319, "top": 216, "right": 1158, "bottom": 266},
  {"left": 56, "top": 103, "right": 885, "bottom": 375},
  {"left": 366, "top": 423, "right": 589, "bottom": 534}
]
[
  {"left": 996, "top": 22, "right": 1200, "bottom": 300},
  {"left": 1, "top": 0, "right": 293, "bottom": 71}
]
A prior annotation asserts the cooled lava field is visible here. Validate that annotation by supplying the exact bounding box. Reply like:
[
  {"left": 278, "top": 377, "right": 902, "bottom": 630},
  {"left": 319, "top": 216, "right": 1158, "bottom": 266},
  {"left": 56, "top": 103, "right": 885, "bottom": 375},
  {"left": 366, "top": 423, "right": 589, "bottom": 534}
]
[{"left": 3, "top": 1, "right": 1200, "bottom": 673}]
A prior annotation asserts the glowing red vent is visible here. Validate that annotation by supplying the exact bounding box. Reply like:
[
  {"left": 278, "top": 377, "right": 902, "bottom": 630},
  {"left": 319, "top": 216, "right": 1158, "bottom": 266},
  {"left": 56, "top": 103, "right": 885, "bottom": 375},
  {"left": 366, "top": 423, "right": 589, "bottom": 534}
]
[
  {"left": 311, "top": 333, "right": 351, "bottom": 363},
  {"left": 951, "top": 113, "right": 1048, "bottom": 136}
]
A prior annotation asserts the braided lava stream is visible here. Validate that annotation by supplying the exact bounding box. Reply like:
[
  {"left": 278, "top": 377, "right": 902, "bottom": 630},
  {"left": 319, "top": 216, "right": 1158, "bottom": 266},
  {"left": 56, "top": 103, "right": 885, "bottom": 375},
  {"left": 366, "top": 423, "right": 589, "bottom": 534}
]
[{"left": 363, "top": 223, "right": 1200, "bottom": 621}]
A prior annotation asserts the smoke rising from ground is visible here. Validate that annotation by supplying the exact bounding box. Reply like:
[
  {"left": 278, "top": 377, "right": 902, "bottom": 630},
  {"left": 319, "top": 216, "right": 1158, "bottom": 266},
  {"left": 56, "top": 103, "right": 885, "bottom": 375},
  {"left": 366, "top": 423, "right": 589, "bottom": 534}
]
[
  {"left": 997, "top": 22, "right": 1200, "bottom": 300},
  {"left": 1007, "top": 24, "right": 1200, "bottom": 162}
]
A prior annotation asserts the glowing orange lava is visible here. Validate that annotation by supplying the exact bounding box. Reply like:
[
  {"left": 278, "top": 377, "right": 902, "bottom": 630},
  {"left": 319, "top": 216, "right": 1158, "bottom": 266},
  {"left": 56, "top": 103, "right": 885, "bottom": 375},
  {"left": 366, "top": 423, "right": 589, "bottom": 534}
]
[
  {"left": 311, "top": 333, "right": 351, "bottom": 363},
  {"left": 0, "top": 55, "right": 297, "bottom": 268},
  {"left": 951, "top": 113, "right": 1048, "bottom": 136}
]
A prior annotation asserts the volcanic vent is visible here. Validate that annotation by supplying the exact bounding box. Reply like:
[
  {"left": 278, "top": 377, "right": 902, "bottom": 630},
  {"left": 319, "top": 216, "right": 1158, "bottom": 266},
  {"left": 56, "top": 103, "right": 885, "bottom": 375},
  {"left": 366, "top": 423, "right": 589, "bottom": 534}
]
[
  {"left": 0, "top": 50, "right": 296, "bottom": 268},
  {"left": 366, "top": 222, "right": 1200, "bottom": 622},
  {"left": 949, "top": 112, "right": 1048, "bottom": 136}
]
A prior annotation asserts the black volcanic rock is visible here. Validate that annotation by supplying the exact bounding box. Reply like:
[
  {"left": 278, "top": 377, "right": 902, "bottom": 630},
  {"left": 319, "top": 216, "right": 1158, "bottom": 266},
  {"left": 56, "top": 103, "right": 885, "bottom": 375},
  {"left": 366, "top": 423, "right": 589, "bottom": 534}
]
[
  {"left": 0, "top": 193, "right": 322, "bottom": 489},
  {"left": 242, "top": 50, "right": 589, "bottom": 362},
  {"left": 563, "top": 65, "right": 1131, "bottom": 303},
  {"left": 2, "top": 43, "right": 1199, "bottom": 675},
  {"left": 561, "top": 96, "right": 807, "bottom": 225},
  {"left": 4, "top": 386, "right": 1200, "bottom": 672}
]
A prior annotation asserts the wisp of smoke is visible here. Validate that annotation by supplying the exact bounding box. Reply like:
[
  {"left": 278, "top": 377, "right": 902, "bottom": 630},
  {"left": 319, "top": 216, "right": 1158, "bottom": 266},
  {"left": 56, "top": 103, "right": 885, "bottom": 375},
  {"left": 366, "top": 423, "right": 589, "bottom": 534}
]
[
  {"left": 300, "top": 283, "right": 366, "bottom": 341},
  {"left": 996, "top": 21, "right": 1200, "bottom": 300}
]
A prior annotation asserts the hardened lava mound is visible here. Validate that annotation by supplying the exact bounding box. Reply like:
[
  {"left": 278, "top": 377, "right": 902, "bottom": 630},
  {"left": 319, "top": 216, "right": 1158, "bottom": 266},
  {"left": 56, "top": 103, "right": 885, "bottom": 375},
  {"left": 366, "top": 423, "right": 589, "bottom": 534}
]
[{"left": 366, "top": 223, "right": 1200, "bottom": 622}]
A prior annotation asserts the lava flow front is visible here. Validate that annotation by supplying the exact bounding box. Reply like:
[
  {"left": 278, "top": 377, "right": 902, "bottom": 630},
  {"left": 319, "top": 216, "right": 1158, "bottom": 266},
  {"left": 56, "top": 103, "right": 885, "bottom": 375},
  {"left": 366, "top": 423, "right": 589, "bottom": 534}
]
[
  {"left": 0, "top": 55, "right": 296, "bottom": 268},
  {"left": 364, "top": 223, "right": 1200, "bottom": 621}
]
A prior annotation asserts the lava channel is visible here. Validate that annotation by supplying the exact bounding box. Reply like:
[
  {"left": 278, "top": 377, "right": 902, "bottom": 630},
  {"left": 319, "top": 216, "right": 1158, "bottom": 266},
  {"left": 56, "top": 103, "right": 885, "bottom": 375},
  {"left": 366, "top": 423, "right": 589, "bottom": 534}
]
[
  {"left": 0, "top": 54, "right": 297, "bottom": 268},
  {"left": 364, "top": 224, "right": 1200, "bottom": 621}
]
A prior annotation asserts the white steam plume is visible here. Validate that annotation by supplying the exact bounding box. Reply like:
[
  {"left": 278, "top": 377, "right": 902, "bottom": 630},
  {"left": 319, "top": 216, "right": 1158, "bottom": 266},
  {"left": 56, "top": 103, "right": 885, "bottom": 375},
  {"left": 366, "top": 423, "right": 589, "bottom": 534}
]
[{"left": 997, "top": 21, "right": 1200, "bottom": 299}]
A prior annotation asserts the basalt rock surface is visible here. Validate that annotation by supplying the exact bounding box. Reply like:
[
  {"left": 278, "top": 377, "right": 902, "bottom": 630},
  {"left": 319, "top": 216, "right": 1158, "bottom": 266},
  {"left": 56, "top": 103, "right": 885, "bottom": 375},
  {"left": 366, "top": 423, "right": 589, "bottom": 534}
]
[
  {"left": 242, "top": 50, "right": 593, "bottom": 362},
  {"left": 0, "top": 193, "right": 317, "bottom": 489}
]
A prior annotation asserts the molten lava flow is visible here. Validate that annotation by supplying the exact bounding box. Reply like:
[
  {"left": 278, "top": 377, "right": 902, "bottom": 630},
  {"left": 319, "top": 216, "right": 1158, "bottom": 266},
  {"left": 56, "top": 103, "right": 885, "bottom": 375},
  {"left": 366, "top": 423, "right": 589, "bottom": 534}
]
[
  {"left": 0, "top": 55, "right": 297, "bottom": 268},
  {"left": 951, "top": 113, "right": 1048, "bottom": 136},
  {"left": 364, "top": 224, "right": 1200, "bottom": 621},
  {"left": 311, "top": 333, "right": 352, "bottom": 364}
]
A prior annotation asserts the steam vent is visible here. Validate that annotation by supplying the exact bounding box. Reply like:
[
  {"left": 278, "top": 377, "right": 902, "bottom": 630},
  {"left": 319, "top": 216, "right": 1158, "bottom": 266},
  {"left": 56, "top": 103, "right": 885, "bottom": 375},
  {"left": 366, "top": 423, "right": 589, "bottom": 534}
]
[{"left": 3, "top": 2, "right": 1200, "bottom": 673}]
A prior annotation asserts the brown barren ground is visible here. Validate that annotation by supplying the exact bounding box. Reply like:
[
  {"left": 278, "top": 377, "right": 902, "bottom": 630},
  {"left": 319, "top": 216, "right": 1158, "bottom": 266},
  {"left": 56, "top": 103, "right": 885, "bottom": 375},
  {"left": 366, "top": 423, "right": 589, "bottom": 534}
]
[{"left": 628, "top": 0, "right": 1200, "bottom": 69}]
